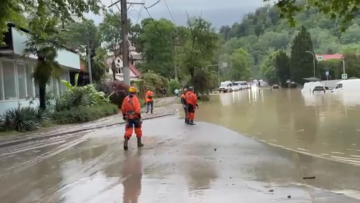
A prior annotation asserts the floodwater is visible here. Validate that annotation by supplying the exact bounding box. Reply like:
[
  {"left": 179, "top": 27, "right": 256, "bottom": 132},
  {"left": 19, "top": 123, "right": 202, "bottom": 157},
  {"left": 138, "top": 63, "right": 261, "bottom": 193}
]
[
  {"left": 197, "top": 88, "right": 360, "bottom": 166},
  {"left": 1, "top": 92, "right": 360, "bottom": 202}
]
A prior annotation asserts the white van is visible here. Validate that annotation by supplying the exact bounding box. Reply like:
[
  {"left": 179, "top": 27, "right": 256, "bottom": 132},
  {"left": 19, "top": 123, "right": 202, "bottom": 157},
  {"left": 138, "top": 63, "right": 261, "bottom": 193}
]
[
  {"left": 301, "top": 82, "right": 326, "bottom": 94},
  {"left": 332, "top": 79, "right": 360, "bottom": 93},
  {"left": 235, "top": 81, "right": 249, "bottom": 90},
  {"left": 219, "top": 81, "right": 233, "bottom": 93}
]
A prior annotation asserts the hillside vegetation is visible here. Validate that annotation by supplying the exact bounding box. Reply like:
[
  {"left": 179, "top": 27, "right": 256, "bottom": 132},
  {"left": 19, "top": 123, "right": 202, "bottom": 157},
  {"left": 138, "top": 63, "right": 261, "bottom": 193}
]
[{"left": 219, "top": 4, "right": 360, "bottom": 83}]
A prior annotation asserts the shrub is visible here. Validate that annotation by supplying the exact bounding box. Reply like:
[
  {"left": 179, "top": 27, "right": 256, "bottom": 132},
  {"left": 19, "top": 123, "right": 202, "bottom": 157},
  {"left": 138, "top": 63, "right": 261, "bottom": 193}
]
[
  {"left": 168, "top": 79, "right": 181, "bottom": 95},
  {"left": 97, "top": 80, "right": 129, "bottom": 108},
  {"left": 0, "top": 106, "right": 50, "bottom": 132},
  {"left": 52, "top": 102, "right": 118, "bottom": 124},
  {"left": 55, "top": 83, "right": 110, "bottom": 111},
  {"left": 141, "top": 72, "right": 168, "bottom": 96},
  {"left": 186, "top": 69, "right": 211, "bottom": 95}
]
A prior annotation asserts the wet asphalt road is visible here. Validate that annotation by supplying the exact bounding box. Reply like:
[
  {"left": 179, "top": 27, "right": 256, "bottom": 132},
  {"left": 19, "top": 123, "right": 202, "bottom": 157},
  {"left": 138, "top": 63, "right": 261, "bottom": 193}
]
[{"left": 0, "top": 116, "right": 360, "bottom": 203}]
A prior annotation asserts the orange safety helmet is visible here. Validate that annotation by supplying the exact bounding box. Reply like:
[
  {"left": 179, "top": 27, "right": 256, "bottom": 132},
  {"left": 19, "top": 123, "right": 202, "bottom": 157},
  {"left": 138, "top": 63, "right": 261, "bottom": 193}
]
[{"left": 128, "top": 86, "right": 137, "bottom": 93}]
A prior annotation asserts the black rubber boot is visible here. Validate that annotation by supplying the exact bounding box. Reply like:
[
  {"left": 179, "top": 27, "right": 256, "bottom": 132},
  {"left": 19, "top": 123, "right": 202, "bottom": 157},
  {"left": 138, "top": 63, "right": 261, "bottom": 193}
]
[
  {"left": 124, "top": 137, "right": 129, "bottom": 150},
  {"left": 185, "top": 118, "right": 189, "bottom": 124},
  {"left": 137, "top": 137, "right": 144, "bottom": 148},
  {"left": 189, "top": 120, "right": 196, "bottom": 125}
]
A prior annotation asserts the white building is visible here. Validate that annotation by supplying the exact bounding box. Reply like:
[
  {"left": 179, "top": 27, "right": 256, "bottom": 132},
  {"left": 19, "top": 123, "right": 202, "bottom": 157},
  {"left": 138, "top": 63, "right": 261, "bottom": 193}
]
[{"left": 0, "top": 23, "right": 81, "bottom": 114}]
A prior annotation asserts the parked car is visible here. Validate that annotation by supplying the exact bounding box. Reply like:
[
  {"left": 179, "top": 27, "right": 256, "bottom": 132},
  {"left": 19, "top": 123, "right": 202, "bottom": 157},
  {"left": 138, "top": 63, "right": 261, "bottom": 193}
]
[
  {"left": 272, "top": 84, "right": 279, "bottom": 89},
  {"left": 231, "top": 83, "right": 241, "bottom": 91},
  {"left": 219, "top": 81, "right": 233, "bottom": 93}
]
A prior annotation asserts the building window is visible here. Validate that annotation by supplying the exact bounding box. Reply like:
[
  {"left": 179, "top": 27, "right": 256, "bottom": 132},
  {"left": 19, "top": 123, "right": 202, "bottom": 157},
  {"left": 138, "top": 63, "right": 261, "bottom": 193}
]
[
  {"left": 2, "top": 61, "right": 16, "bottom": 100},
  {"left": 25, "top": 64, "right": 34, "bottom": 97},
  {"left": 0, "top": 64, "right": 3, "bottom": 100},
  {"left": 17, "top": 63, "right": 27, "bottom": 99}
]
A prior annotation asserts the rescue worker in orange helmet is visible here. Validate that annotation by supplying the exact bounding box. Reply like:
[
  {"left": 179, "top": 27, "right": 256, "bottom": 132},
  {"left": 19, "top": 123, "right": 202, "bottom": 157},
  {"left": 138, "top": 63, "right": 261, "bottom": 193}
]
[
  {"left": 180, "top": 87, "right": 188, "bottom": 124},
  {"left": 145, "top": 88, "right": 154, "bottom": 114},
  {"left": 185, "top": 86, "right": 198, "bottom": 125},
  {"left": 121, "top": 86, "right": 144, "bottom": 150}
]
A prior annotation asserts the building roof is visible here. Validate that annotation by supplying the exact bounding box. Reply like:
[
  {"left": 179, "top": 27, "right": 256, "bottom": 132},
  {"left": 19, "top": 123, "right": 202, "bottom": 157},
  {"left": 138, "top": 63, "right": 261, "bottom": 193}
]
[
  {"left": 6, "top": 22, "right": 79, "bottom": 54},
  {"left": 315, "top": 54, "right": 343, "bottom": 61}
]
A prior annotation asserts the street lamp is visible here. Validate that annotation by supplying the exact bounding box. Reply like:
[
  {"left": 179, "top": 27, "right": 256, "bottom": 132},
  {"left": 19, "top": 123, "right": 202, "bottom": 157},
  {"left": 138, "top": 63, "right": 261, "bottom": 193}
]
[
  {"left": 306, "top": 51, "right": 316, "bottom": 77},
  {"left": 340, "top": 57, "right": 346, "bottom": 74}
]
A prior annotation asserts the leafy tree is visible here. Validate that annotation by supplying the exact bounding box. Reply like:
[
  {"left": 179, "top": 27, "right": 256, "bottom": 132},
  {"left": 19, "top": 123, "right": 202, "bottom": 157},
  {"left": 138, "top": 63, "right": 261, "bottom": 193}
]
[
  {"left": 62, "top": 19, "right": 106, "bottom": 82},
  {"left": 1, "top": 0, "right": 102, "bottom": 44},
  {"left": 275, "top": 50, "right": 291, "bottom": 87},
  {"left": 182, "top": 17, "right": 218, "bottom": 79},
  {"left": 260, "top": 51, "right": 279, "bottom": 85},
  {"left": 266, "top": 0, "right": 360, "bottom": 29},
  {"left": 228, "top": 48, "right": 252, "bottom": 80},
  {"left": 138, "top": 18, "right": 175, "bottom": 78},
  {"left": 24, "top": 17, "right": 65, "bottom": 109},
  {"left": 290, "top": 26, "right": 315, "bottom": 84}
]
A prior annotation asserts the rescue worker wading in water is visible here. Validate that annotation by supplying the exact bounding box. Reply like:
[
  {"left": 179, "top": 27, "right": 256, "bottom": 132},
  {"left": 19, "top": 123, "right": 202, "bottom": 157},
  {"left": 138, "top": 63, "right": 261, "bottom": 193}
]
[
  {"left": 180, "top": 88, "right": 188, "bottom": 124},
  {"left": 121, "top": 86, "right": 144, "bottom": 150},
  {"left": 185, "top": 86, "right": 198, "bottom": 125}
]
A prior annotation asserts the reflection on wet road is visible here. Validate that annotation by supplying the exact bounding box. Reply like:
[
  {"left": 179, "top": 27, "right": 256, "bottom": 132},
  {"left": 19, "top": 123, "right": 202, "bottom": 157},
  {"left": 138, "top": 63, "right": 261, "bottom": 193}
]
[
  {"left": 1, "top": 94, "right": 360, "bottom": 202},
  {"left": 197, "top": 89, "right": 360, "bottom": 166}
]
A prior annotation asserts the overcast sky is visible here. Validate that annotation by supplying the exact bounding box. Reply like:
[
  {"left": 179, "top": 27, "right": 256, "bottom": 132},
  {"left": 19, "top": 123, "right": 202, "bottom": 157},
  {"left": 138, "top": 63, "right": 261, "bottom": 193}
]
[{"left": 86, "top": 0, "right": 266, "bottom": 28}]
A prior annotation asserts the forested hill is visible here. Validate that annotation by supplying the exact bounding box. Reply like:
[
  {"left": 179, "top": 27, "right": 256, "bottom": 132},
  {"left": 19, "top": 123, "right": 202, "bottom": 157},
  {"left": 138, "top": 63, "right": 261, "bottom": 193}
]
[{"left": 218, "top": 4, "right": 360, "bottom": 78}]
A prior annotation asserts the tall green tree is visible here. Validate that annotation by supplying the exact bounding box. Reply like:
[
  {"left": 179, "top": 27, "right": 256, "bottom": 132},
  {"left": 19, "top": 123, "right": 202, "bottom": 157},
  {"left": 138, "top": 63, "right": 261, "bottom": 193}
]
[
  {"left": 182, "top": 17, "right": 218, "bottom": 79},
  {"left": 138, "top": 18, "right": 175, "bottom": 78},
  {"left": 275, "top": 50, "right": 291, "bottom": 87},
  {"left": 260, "top": 51, "right": 279, "bottom": 84},
  {"left": 229, "top": 48, "right": 252, "bottom": 80},
  {"left": 1, "top": 0, "right": 102, "bottom": 44},
  {"left": 62, "top": 19, "right": 106, "bottom": 82},
  {"left": 290, "top": 26, "right": 315, "bottom": 84},
  {"left": 24, "top": 17, "right": 65, "bottom": 109}
]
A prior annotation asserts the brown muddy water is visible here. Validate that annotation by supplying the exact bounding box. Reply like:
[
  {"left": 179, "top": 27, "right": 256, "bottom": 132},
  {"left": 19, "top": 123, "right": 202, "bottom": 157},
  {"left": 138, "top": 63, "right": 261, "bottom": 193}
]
[{"left": 196, "top": 88, "right": 360, "bottom": 166}]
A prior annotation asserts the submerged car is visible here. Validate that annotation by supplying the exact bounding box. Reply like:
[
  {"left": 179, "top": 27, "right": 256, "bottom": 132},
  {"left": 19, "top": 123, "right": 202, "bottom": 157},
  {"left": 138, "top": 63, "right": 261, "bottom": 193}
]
[{"left": 272, "top": 84, "right": 279, "bottom": 89}]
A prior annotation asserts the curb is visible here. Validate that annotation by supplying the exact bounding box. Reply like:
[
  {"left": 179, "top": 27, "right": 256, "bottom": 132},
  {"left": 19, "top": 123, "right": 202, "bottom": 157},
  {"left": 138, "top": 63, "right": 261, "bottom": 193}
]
[{"left": 0, "top": 113, "right": 175, "bottom": 148}]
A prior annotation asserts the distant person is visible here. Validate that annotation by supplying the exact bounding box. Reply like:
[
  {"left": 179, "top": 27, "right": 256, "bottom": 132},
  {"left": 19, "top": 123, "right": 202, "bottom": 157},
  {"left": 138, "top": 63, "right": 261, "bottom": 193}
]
[
  {"left": 181, "top": 88, "right": 188, "bottom": 124},
  {"left": 161, "top": 86, "right": 167, "bottom": 97},
  {"left": 145, "top": 88, "right": 154, "bottom": 114},
  {"left": 174, "top": 88, "right": 179, "bottom": 97},
  {"left": 185, "top": 86, "right": 198, "bottom": 125}
]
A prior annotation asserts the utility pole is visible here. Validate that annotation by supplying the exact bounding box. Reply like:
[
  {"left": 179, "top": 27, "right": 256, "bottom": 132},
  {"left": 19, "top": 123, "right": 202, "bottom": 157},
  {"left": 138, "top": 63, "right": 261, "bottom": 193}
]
[
  {"left": 109, "top": 0, "right": 144, "bottom": 86},
  {"left": 87, "top": 40, "right": 93, "bottom": 84},
  {"left": 172, "top": 31, "right": 178, "bottom": 81},
  {"left": 306, "top": 50, "right": 316, "bottom": 77}
]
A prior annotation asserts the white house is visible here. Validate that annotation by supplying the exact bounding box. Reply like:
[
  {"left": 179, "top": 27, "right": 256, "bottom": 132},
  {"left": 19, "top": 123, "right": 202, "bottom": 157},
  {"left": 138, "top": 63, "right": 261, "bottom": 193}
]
[
  {"left": 0, "top": 23, "right": 81, "bottom": 114},
  {"left": 105, "top": 55, "right": 141, "bottom": 81}
]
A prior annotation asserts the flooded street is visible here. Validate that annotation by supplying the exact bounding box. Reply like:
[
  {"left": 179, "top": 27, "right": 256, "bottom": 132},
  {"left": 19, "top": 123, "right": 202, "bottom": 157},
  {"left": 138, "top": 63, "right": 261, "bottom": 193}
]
[
  {"left": 197, "top": 88, "right": 360, "bottom": 166},
  {"left": 1, "top": 93, "right": 360, "bottom": 202}
]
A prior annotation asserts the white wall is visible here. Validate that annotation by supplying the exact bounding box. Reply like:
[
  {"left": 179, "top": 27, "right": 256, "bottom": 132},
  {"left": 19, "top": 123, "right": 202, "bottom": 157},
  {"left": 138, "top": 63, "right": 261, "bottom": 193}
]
[
  {"left": 0, "top": 57, "right": 70, "bottom": 115},
  {"left": 11, "top": 27, "right": 81, "bottom": 70}
]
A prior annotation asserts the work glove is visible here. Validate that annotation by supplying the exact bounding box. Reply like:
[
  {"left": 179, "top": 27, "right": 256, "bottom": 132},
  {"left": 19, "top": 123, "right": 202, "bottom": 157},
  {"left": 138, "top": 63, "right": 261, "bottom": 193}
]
[
  {"left": 196, "top": 104, "right": 199, "bottom": 109},
  {"left": 137, "top": 114, "right": 141, "bottom": 119},
  {"left": 122, "top": 114, "right": 127, "bottom": 121}
]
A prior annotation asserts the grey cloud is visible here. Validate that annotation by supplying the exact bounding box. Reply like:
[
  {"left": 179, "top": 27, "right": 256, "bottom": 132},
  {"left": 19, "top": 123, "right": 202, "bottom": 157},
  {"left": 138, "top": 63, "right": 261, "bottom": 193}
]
[{"left": 86, "top": 0, "right": 266, "bottom": 28}]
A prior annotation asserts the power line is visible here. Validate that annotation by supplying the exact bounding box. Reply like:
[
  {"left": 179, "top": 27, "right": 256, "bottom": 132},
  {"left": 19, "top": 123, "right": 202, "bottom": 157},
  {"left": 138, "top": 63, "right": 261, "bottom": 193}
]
[
  {"left": 144, "top": 0, "right": 161, "bottom": 9},
  {"left": 135, "top": 0, "right": 145, "bottom": 24},
  {"left": 163, "top": 0, "right": 176, "bottom": 25},
  {"left": 144, "top": 7, "right": 171, "bottom": 46}
]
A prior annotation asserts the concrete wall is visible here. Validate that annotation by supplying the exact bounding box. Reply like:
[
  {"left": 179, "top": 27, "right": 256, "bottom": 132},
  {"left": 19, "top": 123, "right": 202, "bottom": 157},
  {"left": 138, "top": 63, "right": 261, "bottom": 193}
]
[{"left": 11, "top": 27, "right": 81, "bottom": 70}]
